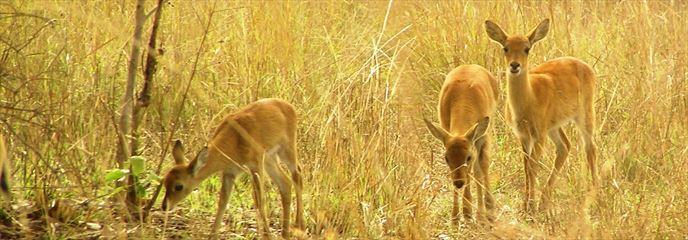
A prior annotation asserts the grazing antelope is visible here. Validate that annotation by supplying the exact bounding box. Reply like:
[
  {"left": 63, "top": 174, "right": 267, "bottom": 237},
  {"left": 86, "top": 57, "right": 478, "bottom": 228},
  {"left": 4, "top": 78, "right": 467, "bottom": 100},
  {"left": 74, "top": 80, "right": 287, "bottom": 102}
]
[
  {"left": 0, "top": 135, "right": 9, "bottom": 197},
  {"left": 161, "top": 98, "right": 304, "bottom": 239},
  {"left": 424, "top": 64, "right": 498, "bottom": 224},
  {"left": 484, "top": 19, "right": 599, "bottom": 213}
]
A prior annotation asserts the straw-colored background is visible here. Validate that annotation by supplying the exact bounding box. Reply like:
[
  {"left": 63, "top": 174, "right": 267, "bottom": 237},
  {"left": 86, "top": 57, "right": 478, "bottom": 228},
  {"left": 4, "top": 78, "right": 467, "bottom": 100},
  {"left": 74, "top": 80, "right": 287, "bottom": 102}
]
[{"left": 1, "top": 1, "right": 686, "bottom": 238}]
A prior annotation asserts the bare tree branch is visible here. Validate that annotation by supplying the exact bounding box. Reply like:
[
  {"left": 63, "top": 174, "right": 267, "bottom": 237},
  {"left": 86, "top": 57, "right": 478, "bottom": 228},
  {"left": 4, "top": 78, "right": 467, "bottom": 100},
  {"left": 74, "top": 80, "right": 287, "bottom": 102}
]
[
  {"left": 131, "top": 0, "right": 165, "bottom": 158},
  {"left": 135, "top": 0, "right": 166, "bottom": 220},
  {"left": 115, "top": 0, "right": 146, "bottom": 217}
]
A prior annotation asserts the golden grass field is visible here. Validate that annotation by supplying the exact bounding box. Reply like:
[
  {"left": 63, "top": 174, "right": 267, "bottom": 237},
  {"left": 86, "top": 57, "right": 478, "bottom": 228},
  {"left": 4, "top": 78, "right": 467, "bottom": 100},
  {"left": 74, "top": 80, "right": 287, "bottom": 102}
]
[{"left": 1, "top": 0, "right": 687, "bottom": 239}]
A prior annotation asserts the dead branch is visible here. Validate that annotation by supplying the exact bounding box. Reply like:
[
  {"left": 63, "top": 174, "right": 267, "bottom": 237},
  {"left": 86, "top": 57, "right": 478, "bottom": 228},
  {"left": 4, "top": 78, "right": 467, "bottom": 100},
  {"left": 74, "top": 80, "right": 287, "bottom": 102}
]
[
  {"left": 115, "top": 0, "right": 146, "bottom": 217},
  {"left": 135, "top": 0, "right": 166, "bottom": 220}
]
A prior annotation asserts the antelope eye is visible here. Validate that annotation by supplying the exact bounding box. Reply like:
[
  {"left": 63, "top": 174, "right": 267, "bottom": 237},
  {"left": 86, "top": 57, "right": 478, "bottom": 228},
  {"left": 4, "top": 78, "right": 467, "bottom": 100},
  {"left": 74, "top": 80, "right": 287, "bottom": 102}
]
[
  {"left": 503, "top": 47, "right": 508, "bottom": 53},
  {"left": 525, "top": 47, "right": 530, "bottom": 54},
  {"left": 467, "top": 156, "right": 472, "bottom": 162},
  {"left": 174, "top": 183, "right": 184, "bottom": 192}
]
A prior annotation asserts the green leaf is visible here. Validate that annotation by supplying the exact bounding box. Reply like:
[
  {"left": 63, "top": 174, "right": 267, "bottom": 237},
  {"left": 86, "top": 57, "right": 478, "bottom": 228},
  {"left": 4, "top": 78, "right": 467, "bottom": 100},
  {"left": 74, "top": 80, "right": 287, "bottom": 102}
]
[
  {"left": 136, "top": 184, "right": 147, "bottom": 198},
  {"left": 146, "top": 171, "right": 163, "bottom": 183},
  {"left": 104, "top": 169, "right": 126, "bottom": 182},
  {"left": 130, "top": 156, "right": 146, "bottom": 176},
  {"left": 110, "top": 186, "right": 126, "bottom": 195}
]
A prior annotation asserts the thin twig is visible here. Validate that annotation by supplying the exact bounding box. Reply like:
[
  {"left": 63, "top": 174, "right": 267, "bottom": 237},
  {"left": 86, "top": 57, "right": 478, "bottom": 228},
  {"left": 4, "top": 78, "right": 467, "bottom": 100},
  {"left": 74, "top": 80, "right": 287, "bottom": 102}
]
[
  {"left": 138, "top": 0, "right": 166, "bottom": 219},
  {"left": 147, "top": 0, "right": 220, "bottom": 217}
]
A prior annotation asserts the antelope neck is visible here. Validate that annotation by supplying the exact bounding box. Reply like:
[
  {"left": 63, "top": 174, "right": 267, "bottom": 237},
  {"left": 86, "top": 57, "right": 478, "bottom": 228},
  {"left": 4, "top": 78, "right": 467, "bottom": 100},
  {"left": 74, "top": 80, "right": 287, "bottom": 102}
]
[
  {"left": 192, "top": 156, "right": 224, "bottom": 182},
  {"left": 507, "top": 70, "right": 534, "bottom": 109}
]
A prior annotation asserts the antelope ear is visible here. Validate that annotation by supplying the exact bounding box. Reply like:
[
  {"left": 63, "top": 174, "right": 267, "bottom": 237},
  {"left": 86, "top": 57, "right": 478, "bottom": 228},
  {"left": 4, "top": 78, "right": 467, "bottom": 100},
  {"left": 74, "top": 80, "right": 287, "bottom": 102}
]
[
  {"left": 464, "top": 117, "right": 490, "bottom": 145},
  {"left": 188, "top": 147, "right": 208, "bottom": 176},
  {"left": 172, "top": 140, "right": 186, "bottom": 165},
  {"left": 485, "top": 20, "right": 508, "bottom": 46},
  {"left": 528, "top": 18, "right": 550, "bottom": 45},
  {"left": 424, "top": 118, "right": 450, "bottom": 143}
]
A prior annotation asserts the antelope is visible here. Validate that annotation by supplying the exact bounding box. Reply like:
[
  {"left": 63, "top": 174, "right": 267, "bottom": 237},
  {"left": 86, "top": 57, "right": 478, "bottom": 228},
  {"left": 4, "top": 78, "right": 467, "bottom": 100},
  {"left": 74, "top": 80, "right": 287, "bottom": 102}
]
[
  {"left": 161, "top": 98, "right": 304, "bottom": 239},
  {"left": 484, "top": 19, "right": 599, "bottom": 213},
  {"left": 0, "top": 135, "right": 9, "bottom": 197},
  {"left": 424, "top": 64, "right": 498, "bottom": 224}
]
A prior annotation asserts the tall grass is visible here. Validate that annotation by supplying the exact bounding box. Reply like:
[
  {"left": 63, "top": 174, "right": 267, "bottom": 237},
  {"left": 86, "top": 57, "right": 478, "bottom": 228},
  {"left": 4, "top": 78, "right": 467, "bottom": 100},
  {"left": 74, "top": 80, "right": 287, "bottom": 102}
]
[{"left": 0, "top": 0, "right": 686, "bottom": 238}]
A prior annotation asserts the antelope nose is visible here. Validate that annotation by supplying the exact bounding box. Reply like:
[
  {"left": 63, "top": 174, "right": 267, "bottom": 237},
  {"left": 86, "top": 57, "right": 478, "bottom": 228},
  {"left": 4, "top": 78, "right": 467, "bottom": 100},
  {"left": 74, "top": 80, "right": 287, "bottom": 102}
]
[
  {"left": 453, "top": 180, "right": 465, "bottom": 189},
  {"left": 510, "top": 62, "right": 520, "bottom": 69}
]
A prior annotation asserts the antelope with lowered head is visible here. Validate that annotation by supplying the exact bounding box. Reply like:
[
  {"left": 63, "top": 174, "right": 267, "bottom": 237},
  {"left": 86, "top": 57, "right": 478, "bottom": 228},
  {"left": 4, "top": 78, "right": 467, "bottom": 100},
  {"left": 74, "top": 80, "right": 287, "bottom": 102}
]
[
  {"left": 484, "top": 19, "right": 599, "bottom": 213},
  {"left": 424, "top": 64, "right": 498, "bottom": 224},
  {"left": 161, "top": 98, "right": 304, "bottom": 239}
]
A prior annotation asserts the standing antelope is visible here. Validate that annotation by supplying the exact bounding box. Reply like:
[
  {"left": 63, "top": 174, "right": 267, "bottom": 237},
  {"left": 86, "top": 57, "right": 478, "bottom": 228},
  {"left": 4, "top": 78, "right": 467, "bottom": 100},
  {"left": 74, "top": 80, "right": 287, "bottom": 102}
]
[
  {"left": 161, "top": 98, "right": 304, "bottom": 239},
  {"left": 484, "top": 19, "right": 599, "bottom": 213},
  {"left": 424, "top": 64, "right": 498, "bottom": 224}
]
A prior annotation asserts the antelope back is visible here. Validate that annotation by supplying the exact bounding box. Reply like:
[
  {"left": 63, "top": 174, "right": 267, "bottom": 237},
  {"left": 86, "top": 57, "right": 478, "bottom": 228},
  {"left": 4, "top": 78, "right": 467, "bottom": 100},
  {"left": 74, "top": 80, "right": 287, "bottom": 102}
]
[{"left": 425, "top": 65, "right": 497, "bottom": 188}]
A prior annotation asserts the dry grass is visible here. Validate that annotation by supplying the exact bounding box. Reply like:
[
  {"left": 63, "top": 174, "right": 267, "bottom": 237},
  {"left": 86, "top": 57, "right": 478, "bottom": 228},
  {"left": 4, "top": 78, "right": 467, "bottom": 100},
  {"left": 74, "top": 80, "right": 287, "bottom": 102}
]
[{"left": 0, "top": 0, "right": 686, "bottom": 239}]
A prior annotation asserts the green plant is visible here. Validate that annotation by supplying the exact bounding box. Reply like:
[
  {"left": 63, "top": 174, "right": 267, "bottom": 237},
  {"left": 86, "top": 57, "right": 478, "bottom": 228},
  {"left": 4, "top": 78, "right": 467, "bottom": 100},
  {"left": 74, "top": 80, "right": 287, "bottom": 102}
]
[{"left": 105, "top": 156, "right": 161, "bottom": 199}]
